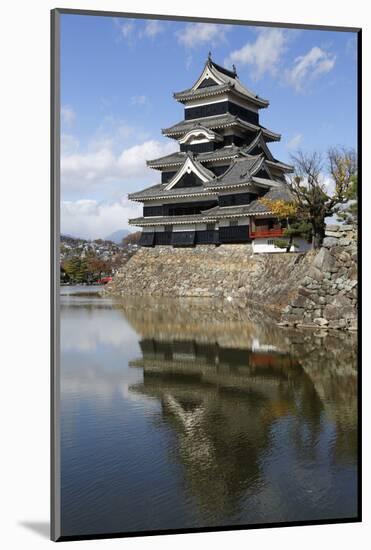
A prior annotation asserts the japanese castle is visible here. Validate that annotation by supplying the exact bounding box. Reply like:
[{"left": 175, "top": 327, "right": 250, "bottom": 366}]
[{"left": 129, "top": 54, "right": 308, "bottom": 253}]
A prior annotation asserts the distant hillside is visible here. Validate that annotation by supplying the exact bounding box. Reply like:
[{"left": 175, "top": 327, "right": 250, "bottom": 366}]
[
  {"left": 105, "top": 229, "right": 131, "bottom": 244},
  {"left": 61, "top": 234, "right": 87, "bottom": 246},
  {"left": 60, "top": 232, "right": 139, "bottom": 285}
]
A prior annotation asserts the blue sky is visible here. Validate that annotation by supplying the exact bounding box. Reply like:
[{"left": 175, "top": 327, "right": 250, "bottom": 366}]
[{"left": 60, "top": 14, "right": 358, "bottom": 239}]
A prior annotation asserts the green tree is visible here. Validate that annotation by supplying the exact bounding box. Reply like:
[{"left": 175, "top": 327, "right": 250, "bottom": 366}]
[
  {"left": 258, "top": 197, "right": 311, "bottom": 252},
  {"left": 63, "top": 256, "right": 88, "bottom": 283},
  {"left": 336, "top": 174, "right": 358, "bottom": 225},
  {"left": 85, "top": 254, "right": 112, "bottom": 282},
  {"left": 288, "top": 148, "right": 357, "bottom": 248},
  {"left": 60, "top": 264, "right": 70, "bottom": 283}
]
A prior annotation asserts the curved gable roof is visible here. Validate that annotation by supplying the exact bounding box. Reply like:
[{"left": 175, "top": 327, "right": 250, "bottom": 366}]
[
  {"left": 174, "top": 57, "right": 269, "bottom": 108},
  {"left": 165, "top": 153, "right": 215, "bottom": 190},
  {"left": 162, "top": 114, "right": 281, "bottom": 142},
  {"left": 178, "top": 125, "right": 223, "bottom": 145},
  {"left": 243, "top": 131, "right": 274, "bottom": 160},
  {"left": 213, "top": 155, "right": 263, "bottom": 185}
]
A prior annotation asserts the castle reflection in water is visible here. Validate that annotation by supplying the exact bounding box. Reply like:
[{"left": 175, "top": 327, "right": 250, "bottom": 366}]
[
  {"left": 124, "top": 297, "right": 358, "bottom": 523},
  {"left": 60, "top": 292, "right": 358, "bottom": 535}
]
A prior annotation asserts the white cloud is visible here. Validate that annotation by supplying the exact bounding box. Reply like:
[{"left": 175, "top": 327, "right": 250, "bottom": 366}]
[
  {"left": 117, "top": 140, "right": 175, "bottom": 177},
  {"left": 177, "top": 23, "right": 230, "bottom": 49},
  {"left": 62, "top": 147, "right": 116, "bottom": 186},
  {"left": 141, "top": 20, "right": 163, "bottom": 38},
  {"left": 118, "top": 21, "right": 134, "bottom": 38},
  {"left": 131, "top": 95, "right": 147, "bottom": 105},
  {"left": 61, "top": 105, "right": 75, "bottom": 126},
  {"left": 286, "top": 133, "right": 303, "bottom": 150},
  {"left": 61, "top": 139, "right": 176, "bottom": 191},
  {"left": 61, "top": 197, "right": 142, "bottom": 240},
  {"left": 227, "top": 28, "right": 288, "bottom": 79},
  {"left": 114, "top": 18, "right": 163, "bottom": 42},
  {"left": 88, "top": 118, "right": 139, "bottom": 151},
  {"left": 345, "top": 36, "right": 357, "bottom": 60},
  {"left": 285, "top": 47, "right": 336, "bottom": 92},
  {"left": 61, "top": 133, "right": 79, "bottom": 155}
]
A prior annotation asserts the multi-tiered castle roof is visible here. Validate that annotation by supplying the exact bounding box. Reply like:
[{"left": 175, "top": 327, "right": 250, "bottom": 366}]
[{"left": 128, "top": 54, "right": 293, "bottom": 247}]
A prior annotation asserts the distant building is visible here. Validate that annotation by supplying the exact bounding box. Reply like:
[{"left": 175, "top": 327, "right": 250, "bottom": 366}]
[{"left": 129, "top": 54, "right": 310, "bottom": 253}]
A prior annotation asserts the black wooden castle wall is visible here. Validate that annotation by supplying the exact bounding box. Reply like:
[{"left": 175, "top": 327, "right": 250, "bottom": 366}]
[
  {"left": 143, "top": 193, "right": 256, "bottom": 217},
  {"left": 139, "top": 225, "right": 250, "bottom": 246},
  {"left": 143, "top": 200, "right": 218, "bottom": 218},
  {"left": 184, "top": 100, "right": 258, "bottom": 125}
]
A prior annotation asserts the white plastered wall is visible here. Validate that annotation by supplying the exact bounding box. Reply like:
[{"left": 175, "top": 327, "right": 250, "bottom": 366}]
[{"left": 252, "top": 238, "right": 312, "bottom": 254}]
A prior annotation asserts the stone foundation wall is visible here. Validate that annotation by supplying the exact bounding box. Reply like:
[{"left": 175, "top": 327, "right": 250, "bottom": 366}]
[
  {"left": 281, "top": 225, "right": 357, "bottom": 330},
  {"left": 107, "top": 244, "right": 313, "bottom": 304},
  {"left": 108, "top": 244, "right": 252, "bottom": 298},
  {"left": 106, "top": 225, "right": 357, "bottom": 330}
]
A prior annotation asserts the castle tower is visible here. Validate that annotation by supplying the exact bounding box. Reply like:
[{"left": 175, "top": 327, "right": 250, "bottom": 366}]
[{"left": 129, "top": 55, "right": 295, "bottom": 250}]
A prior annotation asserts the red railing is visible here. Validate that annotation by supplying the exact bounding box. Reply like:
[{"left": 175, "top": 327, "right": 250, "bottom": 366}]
[
  {"left": 250, "top": 228, "right": 284, "bottom": 238},
  {"left": 97, "top": 276, "right": 113, "bottom": 284}
]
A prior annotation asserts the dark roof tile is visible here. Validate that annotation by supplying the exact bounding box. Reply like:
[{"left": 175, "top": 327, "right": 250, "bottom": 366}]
[
  {"left": 162, "top": 114, "right": 280, "bottom": 142},
  {"left": 173, "top": 58, "right": 269, "bottom": 108},
  {"left": 147, "top": 145, "right": 242, "bottom": 167},
  {"left": 245, "top": 185, "right": 293, "bottom": 214}
]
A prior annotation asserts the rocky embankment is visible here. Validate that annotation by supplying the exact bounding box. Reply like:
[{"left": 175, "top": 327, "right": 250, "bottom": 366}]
[
  {"left": 281, "top": 225, "right": 357, "bottom": 330},
  {"left": 105, "top": 225, "right": 357, "bottom": 330}
]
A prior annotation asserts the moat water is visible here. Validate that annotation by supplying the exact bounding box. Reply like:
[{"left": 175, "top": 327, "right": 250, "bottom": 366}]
[{"left": 60, "top": 286, "right": 358, "bottom": 537}]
